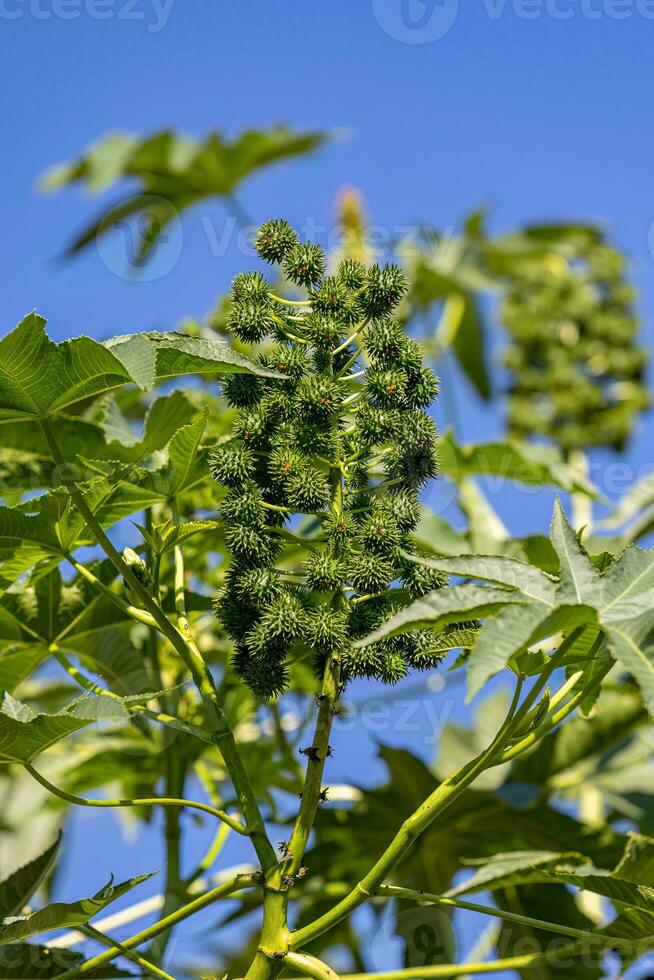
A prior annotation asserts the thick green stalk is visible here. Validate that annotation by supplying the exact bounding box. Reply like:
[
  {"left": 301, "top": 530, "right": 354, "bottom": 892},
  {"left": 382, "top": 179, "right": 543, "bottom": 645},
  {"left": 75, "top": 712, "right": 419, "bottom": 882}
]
[
  {"left": 53, "top": 875, "right": 255, "bottom": 980},
  {"left": 40, "top": 415, "right": 276, "bottom": 874},
  {"left": 244, "top": 371, "right": 346, "bottom": 979}
]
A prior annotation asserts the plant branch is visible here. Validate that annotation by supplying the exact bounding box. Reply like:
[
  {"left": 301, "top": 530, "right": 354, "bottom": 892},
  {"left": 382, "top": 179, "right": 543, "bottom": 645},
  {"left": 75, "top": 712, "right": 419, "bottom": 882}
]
[
  {"left": 279, "top": 948, "right": 587, "bottom": 980},
  {"left": 52, "top": 874, "right": 256, "bottom": 979},
  {"left": 24, "top": 762, "right": 249, "bottom": 834},
  {"left": 80, "top": 925, "right": 175, "bottom": 980},
  {"left": 376, "top": 885, "right": 635, "bottom": 948}
]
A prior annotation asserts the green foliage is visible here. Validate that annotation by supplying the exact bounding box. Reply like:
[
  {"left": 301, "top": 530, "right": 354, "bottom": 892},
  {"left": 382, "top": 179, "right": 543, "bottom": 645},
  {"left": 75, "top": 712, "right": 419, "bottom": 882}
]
[
  {"left": 0, "top": 872, "right": 153, "bottom": 945},
  {"left": 0, "top": 836, "right": 61, "bottom": 918},
  {"left": 41, "top": 126, "right": 329, "bottom": 262}
]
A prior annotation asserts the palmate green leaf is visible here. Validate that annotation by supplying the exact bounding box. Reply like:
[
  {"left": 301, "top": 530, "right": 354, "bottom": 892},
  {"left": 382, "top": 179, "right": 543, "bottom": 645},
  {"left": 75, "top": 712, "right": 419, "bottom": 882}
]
[
  {"left": 0, "top": 694, "right": 93, "bottom": 764},
  {"left": 451, "top": 293, "right": 491, "bottom": 399},
  {"left": 0, "top": 505, "right": 62, "bottom": 590},
  {"left": 445, "top": 849, "right": 587, "bottom": 898},
  {"left": 0, "top": 834, "right": 61, "bottom": 917},
  {"left": 42, "top": 126, "right": 329, "bottom": 261},
  {"left": 409, "top": 502, "right": 654, "bottom": 705},
  {"left": 599, "top": 546, "right": 654, "bottom": 621},
  {"left": 470, "top": 605, "right": 597, "bottom": 700},
  {"left": 605, "top": 617, "right": 654, "bottom": 718},
  {"left": 0, "top": 944, "right": 133, "bottom": 978},
  {"left": 494, "top": 882, "right": 604, "bottom": 980},
  {"left": 0, "top": 315, "right": 281, "bottom": 426},
  {"left": 355, "top": 584, "right": 524, "bottom": 648},
  {"left": 137, "top": 518, "right": 218, "bottom": 556},
  {"left": 0, "top": 872, "right": 154, "bottom": 946}
]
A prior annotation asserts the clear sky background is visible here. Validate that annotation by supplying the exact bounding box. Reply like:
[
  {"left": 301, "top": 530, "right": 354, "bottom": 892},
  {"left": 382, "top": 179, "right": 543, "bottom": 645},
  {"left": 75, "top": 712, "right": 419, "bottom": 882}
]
[{"left": 2, "top": 1, "right": 654, "bottom": 976}]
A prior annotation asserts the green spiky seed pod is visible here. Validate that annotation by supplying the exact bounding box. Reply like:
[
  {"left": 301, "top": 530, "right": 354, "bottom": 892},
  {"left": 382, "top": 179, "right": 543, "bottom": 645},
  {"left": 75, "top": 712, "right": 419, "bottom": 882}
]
[
  {"left": 229, "top": 300, "right": 274, "bottom": 343},
  {"left": 357, "top": 513, "right": 402, "bottom": 555},
  {"left": 337, "top": 258, "right": 365, "bottom": 289},
  {"left": 285, "top": 466, "right": 331, "bottom": 511},
  {"left": 313, "top": 276, "right": 349, "bottom": 316},
  {"left": 222, "top": 373, "right": 262, "bottom": 408},
  {"left": 209, "top": 442, "right": 254, "bottom": 487},
  {"left": 221, "top": 483, "right": 264, "bottom": 527},
  {"left": 255, "top": 218, "right": 298, "bottom": 264},
  {"left": 360, "top": 264, "right": 408, "bottom": 318},
  {"left": 349, "top": 553, "right": 395, "bottom": 594},
  {"left": 212, "top": 220, "right": 449, "bottom": 699},
  {"left": 304, "top": 552, "right": 345, "bottom": 592},
  {"left": 402, "top": 366, "right": 440, "bottom": 409},
  {"left": 284, "top": 242, "right": 325, "bottom": 287},
  {"left": 231, "top": 271, "right": 269, "bottom": 303},
  {"left": 366, "top": 319, "right": 406, "bottom": 366},
  {"left": 377, "top": 489, "right": 421, "bottom": 532},
  {"left": 400, "top": 558, "right": 447, "bottom": 599}
]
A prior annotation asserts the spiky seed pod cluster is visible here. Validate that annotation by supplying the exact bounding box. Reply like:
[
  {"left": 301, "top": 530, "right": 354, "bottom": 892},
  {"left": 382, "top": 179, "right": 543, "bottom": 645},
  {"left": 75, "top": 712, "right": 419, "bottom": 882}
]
[
  {"left": 502, "top": 237, "right": 649, "bottom": 452},
  {"left": 211, "top": 219, "right": 444, "bottom": 699}
]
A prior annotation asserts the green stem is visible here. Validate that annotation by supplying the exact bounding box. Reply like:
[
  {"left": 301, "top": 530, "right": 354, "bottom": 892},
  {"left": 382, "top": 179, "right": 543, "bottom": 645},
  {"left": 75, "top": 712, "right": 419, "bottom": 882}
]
[
  {"left": 377, "top": 886, "right": 634, "bottom": 948},
  {"left": 268, "top": 292, "right": 311, "bottom": 306},
  {"left": 53, "top": 875, "right": 255, "bottom": 979},
  {"left": 332, "top": 320, "right": 368, "bottom": 356},
  {"left": 40, "top": 415, "right": 276, "bottom": 873},
  {"left": 498, "top": 651, "right": 612, "bottom": 763},
  {"left": 24, "top": 762, "right": 249, "bottom": 834},
  {"left": 280, "top": 948, "right": 587, "bottom": 980},
  {"left": 80, "top": 925, "right": 175, "bottom": 980}
]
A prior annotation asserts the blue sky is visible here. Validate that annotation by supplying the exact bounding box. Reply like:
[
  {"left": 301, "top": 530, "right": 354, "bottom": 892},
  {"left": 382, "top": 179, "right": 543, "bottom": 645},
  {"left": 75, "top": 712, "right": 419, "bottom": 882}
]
[{"left": 2, "top": 2, "right": 654, "bottom": 976}]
